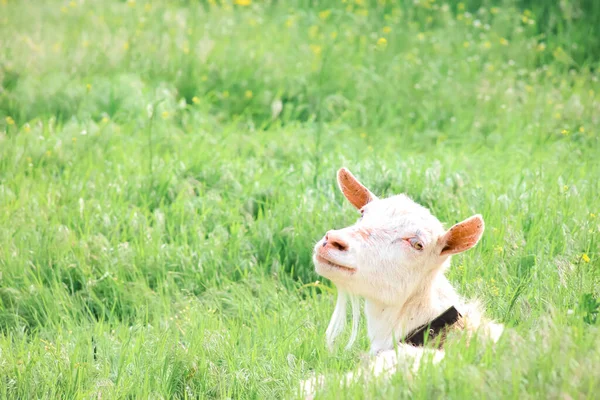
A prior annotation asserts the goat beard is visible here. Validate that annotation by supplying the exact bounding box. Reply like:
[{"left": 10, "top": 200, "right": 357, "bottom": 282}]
[{"left": 325, "top": 289, "right": 361, "bottom": 351}]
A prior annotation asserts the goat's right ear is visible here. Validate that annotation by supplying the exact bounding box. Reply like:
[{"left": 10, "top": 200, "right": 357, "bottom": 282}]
[
  {"left": 337, "top": 167, "right": 377, "bottom": 210},
  {"left": 438, "top": 214, "right": 485, "bottom": 256}
]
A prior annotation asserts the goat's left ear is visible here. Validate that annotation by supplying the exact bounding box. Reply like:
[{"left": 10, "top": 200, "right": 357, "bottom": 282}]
[
  {"left": 438, "top": 214, "right": 485, "bottom": 256},
  {"left": 337, "top": 167, "right": 377, "bottom": 210}
]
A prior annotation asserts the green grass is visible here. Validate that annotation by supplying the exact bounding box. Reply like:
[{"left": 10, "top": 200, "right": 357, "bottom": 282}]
[{"left": 1, "top": 0, "right": 599, "bottom": 398}]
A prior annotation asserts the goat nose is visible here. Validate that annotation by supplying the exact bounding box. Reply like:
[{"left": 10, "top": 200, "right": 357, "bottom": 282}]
[{"left": 324, "top": 231, "right": 349, "bottom": 252}]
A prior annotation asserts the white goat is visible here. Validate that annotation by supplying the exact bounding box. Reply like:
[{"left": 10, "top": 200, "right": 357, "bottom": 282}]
[{"left": 302, "top": 167, "right": 503, "bottom": 397}]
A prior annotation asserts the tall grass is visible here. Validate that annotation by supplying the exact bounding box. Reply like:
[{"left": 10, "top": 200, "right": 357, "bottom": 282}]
[{"left": 0, "top": 0, "right": 599, "bottom": 398}]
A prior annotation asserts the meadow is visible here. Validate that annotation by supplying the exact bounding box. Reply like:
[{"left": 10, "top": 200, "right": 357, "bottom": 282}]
[{"left": 0, "top": 0, "right": 599, "bottom": 398}]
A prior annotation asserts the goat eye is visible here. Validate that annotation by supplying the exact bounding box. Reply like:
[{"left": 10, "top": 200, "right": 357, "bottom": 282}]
[{"left": 409, "top": 237, "right": 424, "bottom": 251}]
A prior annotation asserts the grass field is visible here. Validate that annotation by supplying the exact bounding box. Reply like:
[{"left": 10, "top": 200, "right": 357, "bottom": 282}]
[{"left": 1, "top": 0, "right": 599, "bottom": 398}]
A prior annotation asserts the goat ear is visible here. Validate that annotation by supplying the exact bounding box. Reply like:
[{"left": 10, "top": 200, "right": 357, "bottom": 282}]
[
  {"left": 337, "top": 167, "right": 377, "bottom": 210},
  {"left": 439, "top": 214, "right": 485, "bottom": 256}
]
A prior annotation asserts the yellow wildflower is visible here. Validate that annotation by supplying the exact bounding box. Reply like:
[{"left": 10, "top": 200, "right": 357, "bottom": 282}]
[
  {"left": 525, "top": 85, "right": 533, "bottom": 93},
  {"left": 192, "top": 96, "right": 200, "bottom": 104},
  {"left": 377, "top": 37, "right": 388, "bottom": 49},
  {"left": 490, "top": 7, "right": 499, "bottom": 14},
  {"left": 537, "top": 43, "right": 546, "bottom": 52},
  {"left": 523, "top": 9, "right": 532, "bottom": 17},
  {"left": 234, "top": 0, "right": 251, "bottom": 6},
  {"left": 72, "top": 137, "right": 77, "bottom": 142},
  {"left": 123, "top": 41, "right": 130, "bottom": 50},
  {"left": 330, "top": 31, "right": 338, "bottom": 39},
  {"left": 491, "top": 286, "right": 500, "bottom": 296},
  {"left": 561, "top": 129, "right": 569, "bottom": 136},
  {"left": 101, "top": 116, "right": 109, "bottom": 124},
  {"left": 417, "top": 32, "right": 425, "bottom": 41},
  {"left": 590, "top": 213, "right": 596, "bottom": 219},
  {"left": 45, "top": 150, "right": 52, "bottom": 157},
  {"left": 69, "top": 0, "right": 77, "bottom": 7},
  {"left": 309, "top": 25, "right": 319, "bottom": 39},
  {"left": 581, "top": 254, "right": 590, "bottom": 263},
  {"left": 86, "top": 83, "right": 92, "bottom": 92},
  {"left": 383, "top": 26, "right": 392, "bottom": 34},
  {"left": 310, "top": 44, "right": 322, "bottom": 56},
  {"left": 553, "top": 47, "right": 571, "bottom": 63},
  {"left": 563, "top": 185, "right": 569, "bottom": 192},
  {"left": 24, "top": 123, "right": 31, "bottom": 133},
  {"left": 494, "top": 246, "right": 503, "bottom": 254},
  {"left": 161, "top": 111, "right": 169, "bottom": 119},
  {"left": 319, "top": 10, "right": 331, "bottom": 20},
  {"left": 463, "top": 41, "right": 470, "bottom": 48},
  {"left": 360, "top": 132, "right": 367, "bottom": 138},
  {"left": 144, "top": 3, "right": 151, "bottom": 12},
  {"left": 579, "top": 126, "right": 585, "bottom": 133},
  {"left": 5, "top": 116, "right": 15, "bottom": 125},
  {"left": 244, "top": 90, "right": 253, "bottom": 99},
  {"left": 127, "top": 0, "right": 135, "bottom": 7},
  {"left": 457, "top": 2, "right": 465, "bottom": 11},
  {"left": 554, "top": 112, "right": 561, "bottom": 119},
  {"left": 499, "top": 37, "right": 508, "bottom": 46},
  {"left": 285, "top": 17, "right": 294, "bottom": 28},
  {"left": 483, "top": 41, "right": 492, "bottom": 49}
]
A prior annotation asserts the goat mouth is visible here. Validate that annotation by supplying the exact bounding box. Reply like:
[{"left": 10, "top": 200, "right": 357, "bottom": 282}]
[{"left": 315, "top": 254, "right": 356, "bottom": 273}]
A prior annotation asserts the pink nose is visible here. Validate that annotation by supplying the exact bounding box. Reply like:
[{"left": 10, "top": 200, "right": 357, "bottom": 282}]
[{"left": 323, "top": 231, "right": 349, "bottom": 252}]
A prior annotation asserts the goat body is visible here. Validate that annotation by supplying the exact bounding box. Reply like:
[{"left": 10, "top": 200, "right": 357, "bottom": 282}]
[{"left": 302, "top": 168, "right": 503, "bottom": 398}]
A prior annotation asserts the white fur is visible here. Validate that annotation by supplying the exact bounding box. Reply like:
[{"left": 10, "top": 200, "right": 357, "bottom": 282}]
[
  {"left": 325, "top": 290, "right": 347, "bottom": 349},
  {"left": 325, "top": 291, "right": 361, "bottom": 351},
  {"left": 303, "top": 168, "right": 503, "bottom": 398}
]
